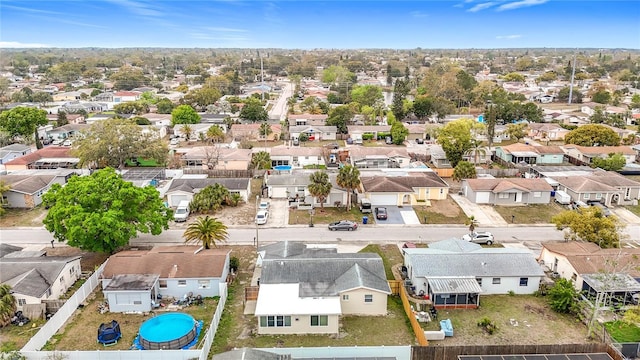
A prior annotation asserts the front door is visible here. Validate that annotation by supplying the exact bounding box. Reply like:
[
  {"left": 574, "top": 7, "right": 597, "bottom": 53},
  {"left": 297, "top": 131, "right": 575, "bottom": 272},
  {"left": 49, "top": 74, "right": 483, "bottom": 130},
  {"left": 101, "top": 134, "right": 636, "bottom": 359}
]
[{"left": 515, "top": 192, "right": 522, "bottom": 203}]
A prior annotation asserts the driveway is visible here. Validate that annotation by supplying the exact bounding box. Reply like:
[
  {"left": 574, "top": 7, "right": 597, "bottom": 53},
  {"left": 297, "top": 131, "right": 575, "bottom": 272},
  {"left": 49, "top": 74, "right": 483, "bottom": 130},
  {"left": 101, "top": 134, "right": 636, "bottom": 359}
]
[
  {"left": 372, "top": 206, "right": 421, "bottom": 225},
  {"left": 265, "top": 199, "right": 289, "bottom": 228},
  {"left": 449, "top": 194, "right": 509, "bottom": 226},
  {"left": 611, "top": 207, "right": 640, "bottom": 225}
]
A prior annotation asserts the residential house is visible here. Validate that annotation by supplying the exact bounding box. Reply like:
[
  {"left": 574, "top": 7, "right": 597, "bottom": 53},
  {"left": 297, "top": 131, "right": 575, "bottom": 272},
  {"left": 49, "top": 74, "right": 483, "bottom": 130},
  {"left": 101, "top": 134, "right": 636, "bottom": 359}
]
[
  {"left": 46, "top": 124, "right": 88, "bottom": 142},
  {"left": 94, "top": 92, "right": 114, "bottom": 102},
  {"left": 52, "top": 90, "right": 91, "bottom": 102},
  {"left": 131, "top": 86, "right": 157, "bottom": 93},
  {"left": 230, "top": 123, "right": 282, "bottom": 142},
  {"left": 101, "top": 246, "right": 231, "bottom": 311},
  {"left": 289, "top": 125, "right": 337, "bottom": 142},
  {"left": 173, "top": 123, "right": 216, "bottom": 140},
  {"left": 113, "top": 91, "right": 141, "bottom": 102},
  {"left": 404, "top": 239, "right": 544, "bottom": 309},
  {"left": 265, "top": 170, "right": 348, "bottom": 207},
  {"left": 495, "top": 143, "right": 565, "bottom": 166},
  {"left": 288, "top": 114, "right": 328, "bottom": 126},
  {"left": 562, "top": 145, "right": 636, "bottom": 166},
  {"left": 538, "top": 242, "right": 640, "bottom": 306},
  {"left": 3, "top": 147, "right": 79, "bottom": 171},
  {"left": 0, "top": 256, "right": 82, "bottom": 310},
  {"left": 347, "top": 125, "right": 391, "bottom": 141},
  {"left": 428, "top": 144, "right": 451, "bottom": 169},
  {"left": 255, "top": 242, "right": 390, "bottom": 335},
  {"left": 348, "top": 147, "right": 411, "bottom": 169},
  {"left": 405, "top": 124, "right": 428, "bottom": 141},
  {"left": 60, "top": 101, "right": 108, "bottom": 114},
  {"left": 553, "top": 170, "right": 640, "bottom": 206},
  {"left": 527, "top": 123, "right": 570, "bottom": 142},
  {"left": 177, "top": 147, "right": 252, "bottom": 170},
  {"left": 360, "top": 172, "right": 449, "bottom": 206},
  {"left": 269, "top": 146, "right": 324, "bottom": 169},
  {"left": 1, "top": 169, "right": 76, "bottom": 208},
  {"left": 165, "top": 177, "right": 251, "bottom": 207},
  {"left": 461, "top": 178, "right": 553, "bottom": 205},
  {"left": 0, "top": 144, "right": 31, "bottom": 165}
]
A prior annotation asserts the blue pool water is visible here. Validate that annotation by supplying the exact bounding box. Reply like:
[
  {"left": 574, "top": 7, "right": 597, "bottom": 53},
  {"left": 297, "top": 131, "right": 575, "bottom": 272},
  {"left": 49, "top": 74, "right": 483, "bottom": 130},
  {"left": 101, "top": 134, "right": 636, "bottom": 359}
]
[
  {"left": 138, "top": 313, "right": 198, "bottom": 350},
  {"left": 273, "top": 165, "right": 292, "bottom": 171}
]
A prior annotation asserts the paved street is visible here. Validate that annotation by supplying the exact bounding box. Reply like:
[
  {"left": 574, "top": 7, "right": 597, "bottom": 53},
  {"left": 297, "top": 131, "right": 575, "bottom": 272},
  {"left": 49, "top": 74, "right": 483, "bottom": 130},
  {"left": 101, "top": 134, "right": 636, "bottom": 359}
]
[{"left": 268, "top": 81, "right": 293, "bottom": 121}]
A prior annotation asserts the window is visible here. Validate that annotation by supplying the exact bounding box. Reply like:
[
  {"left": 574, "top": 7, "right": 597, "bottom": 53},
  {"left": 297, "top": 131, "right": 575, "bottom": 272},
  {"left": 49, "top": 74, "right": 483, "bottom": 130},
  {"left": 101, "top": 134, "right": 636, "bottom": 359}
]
[
  {"left": 519, "top": 277, "right": 528, "bottom": 286},
  {"left": 46, "top": 289, "right": 52, "bottom": 297},
  {"left": 133, "top": 300, "right": 142, "bottom": 305},
  {"left": 492, "top": 278, "right": 501, "bottom": 284},
  {"left": 178, "top": 280, "right": 187, "bottom": 286},
  {"left": 439, "top": 188, "right": 444, "bottom": 195},
  {"left": 293, "top": 156, "right": 298, "bottom": 162},
  {"left": 259, "top": 316, "right": 291, "bottom": 327},
  {"left": 60, "top": 276, "right": 64, "bottom": 284},
  {"left": 159, "top": 280, "right": 167, "bottom": 288},
  {"left": 198, "top": 280, "right": 210, "bottom": 289},
  {"left": 583, "top": 194, "right": 590, "bottom": 200},
  {"left": 626, "top": 188, "right": 631, "bottom": 198},
  {"left": 342, "top": 294, "right": 349, "bottom": 301},
  {"left": 595, "top": 193, "right": 602, "bottom": 199},
  {"left": 364, "top": 294, "right": 373, "bottom": 303},
  {"left": 18, "top": 299, "right": 26, "bottom": 306},
  {"left": 498, "top": 193, "right": 509, "bottom": 199},
  {"left": 476, "top": 278, "right": 483, "bottom": 286},
  {"left": 533, "top": 192, "right": 541, "bottom": 198},
  {"left": 311, "top": 315, "right": 328, "bottom": 326},
  {"left": 571, "top": 273, "right": 577, "bottom": 281}
]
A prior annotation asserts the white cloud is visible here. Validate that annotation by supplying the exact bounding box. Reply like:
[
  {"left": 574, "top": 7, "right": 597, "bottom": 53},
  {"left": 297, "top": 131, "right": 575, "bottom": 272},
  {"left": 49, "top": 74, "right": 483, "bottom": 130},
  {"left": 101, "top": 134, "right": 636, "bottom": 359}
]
[
  {"left": 496, "top": 34, "right": 522, "bottom": 39},
  {"left": 497, "top": 0, "right": 548, "bottom": 11},
  {"left": 106, "top": 0, "right": 163, "bottom": 17},
  {"left": 410, "top": 10, "right": 428, "bottom": 18},
  {"left": 203, "top": 27, "right": 248, "bottom": 33},
  {"left": 0, "top": 41, "right": 52, "bottom": 48},
  {"left": 467, "top": 2, "right": 498, "bottom": 12}
]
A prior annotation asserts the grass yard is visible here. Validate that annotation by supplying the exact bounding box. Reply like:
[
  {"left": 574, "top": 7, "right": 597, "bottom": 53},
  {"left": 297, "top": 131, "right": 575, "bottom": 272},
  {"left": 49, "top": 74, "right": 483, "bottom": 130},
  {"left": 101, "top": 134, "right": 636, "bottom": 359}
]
[
  {"left": 625, "top": 205, "right": 640, "bottom": 217},
  {"left": 605, "top": 321, "right": 640, "bottom": 342},
  {"left": 0, "top": 206, "right": 48, "bottom": 227},
  {"left": 421, "top": 295, "right": 591, "bottom": 345},
  {"left": 413, "top": 198, "right": 468, "bottom": 225},
  {"left": 492, "top": 203, "right": 566, "bottom": 224},
  {"left": 359, "top": 244, "right": 404, "bottom": 279},
  {"left": 289, "top": 206, "right": 369, "bottom": 225},
  {"left": 1, "top": 318, "right": 48, "bottom": 352}
]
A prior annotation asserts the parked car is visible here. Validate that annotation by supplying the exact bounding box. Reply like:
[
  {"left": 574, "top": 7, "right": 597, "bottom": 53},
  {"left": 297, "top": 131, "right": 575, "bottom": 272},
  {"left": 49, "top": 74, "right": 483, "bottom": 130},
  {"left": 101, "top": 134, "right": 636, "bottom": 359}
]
[
  {"left": 415, "top": 138, "right": 424, "bottom": 144},
  {"left": 258, "top": 200, "right": 270, "bottom": 210},
  {"left": 462, "top": 231, "right": 494, "bottom": 245},
  {"left": 328, "top": 220, "right": 358, "bottom": 231},
  {"left": 375, "top": 207, "right": 388, "bottom": 220},
  {"left": 255, "top": 210, "right": 269, "bottom": 225},
  {"left": 590, "top": 203, "right": 611, "bottom": 217},
  {"left": 359, "top": 199, "right": 372, "bottom": 213},
  {"left": 170, "top": 138, "right": 180, "bottom": 146},
  {"left": 385, "top": 136, "right": 393, "bottom": 145},
  {"left": 292, "top": 138, "right": 299, "bottom": 146}
]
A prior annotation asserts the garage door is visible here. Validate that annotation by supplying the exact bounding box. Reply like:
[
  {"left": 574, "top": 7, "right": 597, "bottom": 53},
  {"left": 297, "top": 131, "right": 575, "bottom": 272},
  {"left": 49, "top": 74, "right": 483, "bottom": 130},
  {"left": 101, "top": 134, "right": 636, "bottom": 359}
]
[
  {"left": 475, "top": 192, "right": 491, "bottom": 204},
  {"left": 369, "top": 194, "right": 398, "bottom": 206},
  {"left": 169, "top": 194, "right": 189, "bottom": 207}
]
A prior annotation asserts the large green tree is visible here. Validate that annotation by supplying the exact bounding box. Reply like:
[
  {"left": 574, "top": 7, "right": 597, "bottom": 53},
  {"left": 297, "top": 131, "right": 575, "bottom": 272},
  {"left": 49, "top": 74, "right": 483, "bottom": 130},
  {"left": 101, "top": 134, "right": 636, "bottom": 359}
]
[
  {"left": 551, "top": 206, "right": 624, "bottom": 248},
  {"left": 0, "top": 284, "right": 16, "bottom": 328},
  {"left": 350, "top": 85, "right": 383, "bottom": 108},
  {"left": 437, "top": 118, "right": 479, "bottom": 168},
  {"left": 308, "top": 171, "right": 332, "bottom": 209},
  {"left": 171, "top": 104, "right": 201, "bottom": 125},
  {"left": 591, "top": 153, "right": 626, "bottom": 171},
  {"left": 564, "top": 124, "right": 621, "bottom": 146},
  {"left": 390, "top": 121, "right": 408, "bottom": 144},
  {"left": 182, "top": 87, "right": 222, "bottom": 111},
  {"left": 183, "top": 216, "right": 228, "bottom": 249},
  {"left": 43, "top": 168, "right": 172, "bottom": 253},
  {"left": 548, "top": 278, "right": 580, "bottom": 314},
  {"left": 505, "top": 123, "right": 527, "bottom": 142},
  {"left": 156, "top": 98, "right": 175, "bottom": 114},
  {"left": 73, "top": 118, "right": 167, "bottom": 169},
  {"left": 336, "top": 165, "right": 360, "bottom": 211},
  {"left": 239, "top": 98, "right": 268, "bottom": 122},
  {"left": 110, "top": 66, "right": 149, "bottom": 90},
  {"left": 190, "top": 183, "right": 231, "bottom": 213},
  {"left": 0, "top": 106, "right": 48, "bottom": 149},
  {"left": 452, "top": 161, "right": 477, "bottom": 181},
  {"left": 326, "top": 105, "right": 353, "bottom": 134}
]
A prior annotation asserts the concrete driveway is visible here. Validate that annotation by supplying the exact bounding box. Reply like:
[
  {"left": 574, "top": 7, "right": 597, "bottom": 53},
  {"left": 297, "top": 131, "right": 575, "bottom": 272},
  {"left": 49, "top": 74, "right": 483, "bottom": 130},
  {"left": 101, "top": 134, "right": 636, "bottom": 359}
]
[
  {"left": 449, "top": 194, "right": 508, "bottom": 226},
  {"left": 265, "top": 199, "right": 289, "bottom": 228},
  {"left": 372, "top": 206, "right": 421, "bottom": 225}
]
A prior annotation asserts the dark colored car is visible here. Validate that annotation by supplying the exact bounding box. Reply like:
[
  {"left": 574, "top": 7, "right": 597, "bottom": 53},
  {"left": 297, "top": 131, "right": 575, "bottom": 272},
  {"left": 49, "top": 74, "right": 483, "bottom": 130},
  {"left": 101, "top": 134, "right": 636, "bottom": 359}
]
[
  {"left": 375, "top": 207, "right": 388, "bottom": 220},
  {"left": 328, "top": 220, "right": 358, "bottom": 231}
]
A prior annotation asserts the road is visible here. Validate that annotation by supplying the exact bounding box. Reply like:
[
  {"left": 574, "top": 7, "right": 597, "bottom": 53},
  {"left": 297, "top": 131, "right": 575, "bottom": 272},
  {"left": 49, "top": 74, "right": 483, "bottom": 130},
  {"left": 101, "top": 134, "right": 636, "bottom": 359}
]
[
  {"left": 2, "top": 225, "right": 638, "bottom": 248},
  {"left": 268, "top": 81, "right": 294, "bottom": 121}
]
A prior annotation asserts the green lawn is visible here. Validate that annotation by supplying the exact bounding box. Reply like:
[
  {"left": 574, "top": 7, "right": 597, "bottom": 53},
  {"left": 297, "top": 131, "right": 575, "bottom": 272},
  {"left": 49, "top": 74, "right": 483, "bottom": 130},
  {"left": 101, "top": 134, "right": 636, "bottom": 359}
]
[
  {"left": 625, "top": 205, "right": 640, "bottom": 217},
  {"left": 605, "top": 321, "right": 640, "bottom": 342},
  {"left": 359, "top": 244, "right": 402, "bottom": 279},
  {"left": 492, "top": 203, "right": 566, "bottom": 224},
  {"left": 125, "top": 157, "right": 163, "bottom": 167},
  {"left": 289, "top": 206, "right": 370, "bottom": 225}
]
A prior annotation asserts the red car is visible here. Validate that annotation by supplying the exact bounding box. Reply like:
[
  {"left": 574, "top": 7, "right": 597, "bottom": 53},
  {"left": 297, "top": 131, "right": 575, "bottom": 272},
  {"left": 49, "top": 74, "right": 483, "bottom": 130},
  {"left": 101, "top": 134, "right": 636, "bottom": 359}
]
[{"left": 375, "top": 207, "right": 388, "bottom": 220}]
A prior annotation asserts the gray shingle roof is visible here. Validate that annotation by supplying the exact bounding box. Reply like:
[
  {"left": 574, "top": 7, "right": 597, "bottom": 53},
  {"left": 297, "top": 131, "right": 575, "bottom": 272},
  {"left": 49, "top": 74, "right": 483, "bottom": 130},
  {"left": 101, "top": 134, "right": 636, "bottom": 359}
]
[
  {"left": 3, "top": 175, "right": 56, "bottom": 194},
  {"left": 0, "top": 256, "right": 81, "bottom": 297},
  {"left": 167, "top": 178, "right": 249, "bottom": 193}
]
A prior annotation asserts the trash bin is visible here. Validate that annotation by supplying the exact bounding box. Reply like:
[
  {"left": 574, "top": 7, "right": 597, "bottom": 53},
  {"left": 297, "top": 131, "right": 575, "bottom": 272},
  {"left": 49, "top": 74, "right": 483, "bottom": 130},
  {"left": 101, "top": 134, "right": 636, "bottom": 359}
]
[{"left": 362, "top": 216, "right": 368, "bottom": 224}]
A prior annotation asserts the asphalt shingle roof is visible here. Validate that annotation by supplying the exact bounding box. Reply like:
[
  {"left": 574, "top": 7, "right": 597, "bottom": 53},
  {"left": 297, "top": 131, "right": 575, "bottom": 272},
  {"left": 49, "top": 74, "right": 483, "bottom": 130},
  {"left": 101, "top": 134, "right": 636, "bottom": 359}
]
[
  {"left": 167, "top": 178, "right": 249, "bottom": 193},
  {"left": 0, "top": 256, "right": 81, "bottom": 297}
]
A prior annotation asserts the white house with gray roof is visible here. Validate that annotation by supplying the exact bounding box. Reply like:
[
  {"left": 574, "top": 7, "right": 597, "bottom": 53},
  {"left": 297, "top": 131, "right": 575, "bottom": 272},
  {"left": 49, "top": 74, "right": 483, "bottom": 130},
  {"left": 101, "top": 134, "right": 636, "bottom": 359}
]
[
  {"left": 255, "top": 242, "right": 391, "bottom": 335},
  {"left": 404, "top": 239, "right": 544, "bottom": 309},
  {"left": 265, "top": 170, "right": 348, "bottom": 207},
  {"left": 165, "top": 177, "right": 251, "bottom": 207},
  {"left": 0, "top": 144, "right": 31, "bottom": 165},
  {"left": 289, "top": 125, "right": 337, "bottom": 142}
]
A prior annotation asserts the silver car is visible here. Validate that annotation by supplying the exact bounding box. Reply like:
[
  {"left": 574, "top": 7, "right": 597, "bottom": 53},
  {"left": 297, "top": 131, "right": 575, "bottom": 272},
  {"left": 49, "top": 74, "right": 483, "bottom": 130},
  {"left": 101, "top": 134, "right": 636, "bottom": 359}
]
[
  {"left": 462, "top": 231, "right": 495, "bottom": 245},
  {"left": 328, "top": 220, "right": 358, "bottom": 231},
  {"left": 255, "top": 210, "right": 269, "bottom": 225}
]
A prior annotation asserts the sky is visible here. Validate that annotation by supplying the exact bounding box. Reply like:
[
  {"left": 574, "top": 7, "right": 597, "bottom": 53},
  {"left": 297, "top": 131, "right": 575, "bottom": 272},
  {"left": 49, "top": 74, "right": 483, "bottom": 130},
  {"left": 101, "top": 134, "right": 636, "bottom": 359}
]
[{"left": 1, "top": 0, "right": 639, "bottom": 49}]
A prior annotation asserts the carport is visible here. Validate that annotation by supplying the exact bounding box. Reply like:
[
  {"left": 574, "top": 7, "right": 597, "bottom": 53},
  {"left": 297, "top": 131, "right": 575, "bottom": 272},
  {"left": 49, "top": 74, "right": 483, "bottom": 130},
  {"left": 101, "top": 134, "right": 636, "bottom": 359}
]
[{"left": 428, "top": 276, "right": 481, "bottom": 309}]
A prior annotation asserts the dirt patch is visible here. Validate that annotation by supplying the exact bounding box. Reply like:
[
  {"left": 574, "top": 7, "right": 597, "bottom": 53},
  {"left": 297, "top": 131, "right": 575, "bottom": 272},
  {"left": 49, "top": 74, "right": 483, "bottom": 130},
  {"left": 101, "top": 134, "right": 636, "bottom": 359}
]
[
  {"left": 44, "top": 246, "right": 109, "bottom": 271},
  {"left": 430, "top": 198, "right": 463, "bottom": 217},
  {"left": 0, "top": 207, "right": 47, "bottom": 227}
]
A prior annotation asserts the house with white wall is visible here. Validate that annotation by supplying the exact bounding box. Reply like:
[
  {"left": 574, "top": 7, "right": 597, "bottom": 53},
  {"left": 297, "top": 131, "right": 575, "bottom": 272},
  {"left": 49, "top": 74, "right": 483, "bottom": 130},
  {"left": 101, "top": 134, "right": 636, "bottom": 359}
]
[{"left": 165, "top": 177, "right": 251, "bottom": 207}]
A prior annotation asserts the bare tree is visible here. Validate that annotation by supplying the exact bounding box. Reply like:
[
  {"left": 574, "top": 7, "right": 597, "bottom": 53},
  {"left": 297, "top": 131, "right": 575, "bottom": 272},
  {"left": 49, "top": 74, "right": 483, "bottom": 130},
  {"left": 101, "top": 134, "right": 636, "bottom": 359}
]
[{"left": 203, "top": 145, "right": 221, "bottom": 170}]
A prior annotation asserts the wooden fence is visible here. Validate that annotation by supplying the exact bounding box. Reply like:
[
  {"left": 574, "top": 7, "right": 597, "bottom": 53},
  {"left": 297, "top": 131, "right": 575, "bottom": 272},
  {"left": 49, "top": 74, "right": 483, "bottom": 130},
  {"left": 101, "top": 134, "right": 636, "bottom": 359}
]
[
  {"left": 411, "top": 343, "right": 610, "bottom": 360},
  {"left": 245, "top": 286, "right": 259, "bottom": 301},
  {"left": 398, "top": 283, "right": 429, "bottom": 346}
]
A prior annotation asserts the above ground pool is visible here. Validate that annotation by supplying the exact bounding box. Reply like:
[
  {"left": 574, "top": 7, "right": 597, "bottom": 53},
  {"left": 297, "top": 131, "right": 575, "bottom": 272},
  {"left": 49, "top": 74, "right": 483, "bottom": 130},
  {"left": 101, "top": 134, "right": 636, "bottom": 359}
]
[
  {"left": 273, "top": 165, "right": 292, "bottom": 171},
  {"left": 138, "top": 313, "right": 198, "bottom": 350}
]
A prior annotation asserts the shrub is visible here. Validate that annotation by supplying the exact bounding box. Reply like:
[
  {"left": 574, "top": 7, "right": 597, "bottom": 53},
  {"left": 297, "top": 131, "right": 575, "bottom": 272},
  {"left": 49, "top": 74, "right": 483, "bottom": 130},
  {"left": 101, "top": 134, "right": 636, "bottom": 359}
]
[{"left": 477, "top": 317, "right": 498, "bottom": 335}]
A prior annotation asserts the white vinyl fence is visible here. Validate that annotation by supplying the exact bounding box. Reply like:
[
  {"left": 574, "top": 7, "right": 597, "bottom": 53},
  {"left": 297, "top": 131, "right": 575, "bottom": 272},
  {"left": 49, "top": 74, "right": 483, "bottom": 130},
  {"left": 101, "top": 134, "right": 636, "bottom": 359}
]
[{"left": 20, "top": 263, "right": 230, "bottom": 360}]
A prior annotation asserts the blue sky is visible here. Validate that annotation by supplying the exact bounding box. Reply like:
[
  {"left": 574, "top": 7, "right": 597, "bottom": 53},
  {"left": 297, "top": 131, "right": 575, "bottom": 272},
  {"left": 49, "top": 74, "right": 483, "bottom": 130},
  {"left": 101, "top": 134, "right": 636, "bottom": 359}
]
[{"left": 1, "top": 0, "right": 639, "bottom": 49}]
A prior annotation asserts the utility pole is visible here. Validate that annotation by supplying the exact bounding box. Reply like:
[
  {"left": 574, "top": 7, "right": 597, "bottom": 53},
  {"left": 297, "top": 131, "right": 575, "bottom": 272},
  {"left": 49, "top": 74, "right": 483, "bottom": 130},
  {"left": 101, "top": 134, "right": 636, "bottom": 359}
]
[
  {"left": 259, "top": 51, "right": 265, "bottom": 102},
  {"left": 568, "top": 52, "right": 577, "bottom": 104}
]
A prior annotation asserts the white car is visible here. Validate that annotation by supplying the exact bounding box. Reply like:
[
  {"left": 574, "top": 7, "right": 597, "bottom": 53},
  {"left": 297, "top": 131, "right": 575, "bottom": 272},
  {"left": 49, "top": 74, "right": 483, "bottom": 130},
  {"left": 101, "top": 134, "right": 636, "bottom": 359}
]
[
  {"left": 258, "top": 200, "right": 270, "bottom": 210},
  {"left": 255, "top": 210, "right": 269, "bottom": 225},
  {"left": 462, "top": 231, "right": 495, "bottom": 245},
  {"left": 170, "top": 138, "right": 180, "bottom": 146}
]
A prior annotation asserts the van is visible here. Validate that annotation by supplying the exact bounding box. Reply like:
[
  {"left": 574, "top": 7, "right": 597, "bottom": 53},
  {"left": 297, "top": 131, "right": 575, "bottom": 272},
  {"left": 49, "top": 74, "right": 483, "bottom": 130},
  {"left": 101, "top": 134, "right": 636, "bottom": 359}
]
[
  {"left": 359, "top": 198, "right": 372, "bottom": 213},
  {"left": 174, "top": 200, "right": 190, "bottom": 222}
]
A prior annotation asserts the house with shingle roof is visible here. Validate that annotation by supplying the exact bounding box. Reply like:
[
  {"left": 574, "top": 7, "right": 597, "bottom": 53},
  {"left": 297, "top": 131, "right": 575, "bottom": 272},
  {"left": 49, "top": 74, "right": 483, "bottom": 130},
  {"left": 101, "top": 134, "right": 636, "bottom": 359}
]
[
  {"left": 562, "top": 145, "right": 636, "bottom": 166},
  {"left": 165, "top": 177, "right": 250, "bottom": 207},
  {"left": 461, "top": 178, "right": 553, "bottom": 205},
  {"left": 0, "top": 256, "right": 82, "bottom": 310},
  {"left": 538, "top": 242, "right": 640, "bottom": 306},
  {"left": 254, "top": 242, "right": 391, "bottom": 335},
  {"left": 348, "top": 147, "right": 411, "bottom": 169},
  {"left": 360, "top": 172, "right": 449, "bottom": 206},
  {"left": 553, "top": 170, "right": 640, "bottom": 206},
  {"left": 101, "top": 246, "right": 230, "bottom": 309},
  {"left": 347, "top": 125, "right": 392, "bottom": 140},
  {"left": 0, "top": 144, "right": 31, "bottom": 165},
  {"left": 269, "top": 146, "right": 324, "bottom": 169},
  {"left": 288, "top": 113, "right": 328, "bottom": 126},
  {"left": 1, "top": 169, "right": 75, "bottom": 208},
  {"left": 527, "top": 123, "right": 570, "bottom": 141},
  {"left": 289, "top": 125, "right": 337, "bottom": 142},
  {"left": 495, "top": 143, "right": 565, "bottom": 165},
  {"left": 404, "top": 238, "right": 544, "bottom": 309},
  {"left": 3, "top": 146, "right": 79, "bottom": 171},
  {"left": 265, "top": 170, "right": 348, "bottom": 207}
]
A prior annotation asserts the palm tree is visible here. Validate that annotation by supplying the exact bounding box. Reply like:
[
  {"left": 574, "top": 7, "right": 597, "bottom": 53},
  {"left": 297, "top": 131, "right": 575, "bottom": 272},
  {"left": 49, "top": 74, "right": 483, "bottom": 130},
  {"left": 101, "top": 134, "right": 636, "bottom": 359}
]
[
  {"left": 465, "top": 140, "right": 487, "bottom": 165},
  {"left": 336, "top": 165, "right": 361, "bottom": 211},
  {"left": 207, "top": 125, "right": 224, "bottom": 143},
  {"left": 308, "top": 171, "right": 332, "bottom": 210},
  {"left": 251, "top": 151, "right": 271, "bottom": 170},
  {"left": 183, "top": 216, "right": 228, "bottom": 249},
  {"left": 465, "top": 215, "right": 479, "bottom": 233},
  {"left": 0, "top": 284, "right": 16, "bottom": 328},
  {"left": 182, "top": 124, "right": 193, "bottom": 140}
]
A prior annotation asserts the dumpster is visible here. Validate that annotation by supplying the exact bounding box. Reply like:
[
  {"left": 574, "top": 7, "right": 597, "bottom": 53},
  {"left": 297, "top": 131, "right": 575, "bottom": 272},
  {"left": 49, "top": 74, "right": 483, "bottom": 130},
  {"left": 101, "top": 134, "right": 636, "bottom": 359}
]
[{"left": 362, "top": 216, "right": 368, "bottom": 224}]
